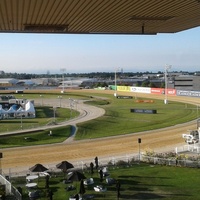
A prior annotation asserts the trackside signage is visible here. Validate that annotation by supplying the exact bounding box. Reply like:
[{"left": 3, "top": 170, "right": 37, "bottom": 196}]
[
  {"left": 117, "top": 96, "right": 133, "bottom": 99},
  {"left": 117, "top": 86, "right": 131, "bottom": 92},
  {"left": 130, "top": 109, "right": 157, "bottom": 114},
  {"left": 151, "top": 88, "right": 164, "bottom": 94},
  {"left": 177, "top": 90, "right": 200, "bottom": 97},
  {"left": 130, "top": 87, "right": 151, "bottom": 93},
  {"left": 151, "top": 88, "right": 176, "bottom": 95},
  {"left": 167, "top": 89, "right": 176, "bottom": 95}
]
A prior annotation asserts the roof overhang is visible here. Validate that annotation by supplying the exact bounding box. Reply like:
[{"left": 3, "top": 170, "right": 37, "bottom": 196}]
[{"left": 1, "top": 0, "right": 200, "bottom": 35}]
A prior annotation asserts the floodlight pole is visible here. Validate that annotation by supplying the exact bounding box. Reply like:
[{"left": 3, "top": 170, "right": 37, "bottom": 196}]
[
  {"left": 164, "top": 65, "right": 171, "bottom": 104},
  {"left": 53, "top": 107, "right": 56, "bottom": 123},
  {"left": 69, "top": 98, "right": 74, "bottom": 119},
  {"left": 58, "top": 96, "right": 62, "bottom": 107},
  {"left": 114, "top": 68, "right": 120, "bottom": 97},
  {"left": 73, "top": 99, "right": 78, "bottom": 116},
  {"left": 40, "top": 95, "right": 43, "bottom": 106},
  {"left": 0, "top": 153, "right": 3, "bottom": 174},
  {"left": 60, "top": 68, "right": 66, "bottom": 93},
  {"left": 21, "top": 115, "right": 23, "bottom": 129},
  {"left": 114, "top": 70, "right": 117, "bottom": 97},
  {"left": 138, "top": 138, "right": 141, "bottom": 163}
]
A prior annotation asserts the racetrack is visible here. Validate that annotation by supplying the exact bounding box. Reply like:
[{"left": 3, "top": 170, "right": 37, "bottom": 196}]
[{"left": 1, "top": 90, "right": 199, "bottom": 174}]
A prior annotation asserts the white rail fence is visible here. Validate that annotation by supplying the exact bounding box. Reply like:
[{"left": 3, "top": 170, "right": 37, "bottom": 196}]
[
  {"left": 2, "top": 152, "right": 200, "bottom": 180},
  {"left": 2, "top": 153, "right": 138, "bottom": 178},
  {"left": 175, "top": 144, "right": 200, "bottom": 154}
]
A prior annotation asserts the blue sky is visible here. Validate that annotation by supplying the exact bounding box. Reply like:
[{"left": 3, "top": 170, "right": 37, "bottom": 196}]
[{"left": 0, "top": 27, "right": 200, "bottom": 74}]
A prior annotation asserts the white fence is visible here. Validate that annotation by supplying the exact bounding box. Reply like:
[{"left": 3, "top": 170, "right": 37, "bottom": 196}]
[
  {"left": 3, "top": 153, "right": 138, "bottom": 178},
  {"left": 3, "top": 151, "right": 200, "bottom": 180},
  {"left": 142, "top": 155, "right": 200, "bottom": 168},
  {"left": 0, "top": 175, "right": 22, "bottom": 200},
  {"left": 175, "top": 144, "right": 200, "bottom": 154}
]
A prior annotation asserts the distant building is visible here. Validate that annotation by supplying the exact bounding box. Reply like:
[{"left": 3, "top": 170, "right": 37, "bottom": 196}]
[
  {"left": 168, "top": 75, "right": 200, "bottom": 91},
  {"left": 0, "top": 72, "right": 199, "bottom": 91},
  {"left": 0, "top": 78, "right": 18, "bottom": 89}
]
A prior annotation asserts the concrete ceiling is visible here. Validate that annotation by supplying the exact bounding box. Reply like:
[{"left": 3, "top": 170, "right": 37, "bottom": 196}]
[{"left": 1, "top": 0, "right": 200, "bottom": 35}]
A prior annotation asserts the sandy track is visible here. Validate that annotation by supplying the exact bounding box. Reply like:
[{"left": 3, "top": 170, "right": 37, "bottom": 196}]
[{"left": 1, "top": 90, "right": 199, "bottom": 173}]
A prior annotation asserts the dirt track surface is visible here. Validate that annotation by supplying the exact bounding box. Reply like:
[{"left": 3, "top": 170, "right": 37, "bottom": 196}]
[{"left": 1, "top": 90, "right": 199, "bottom": 173}]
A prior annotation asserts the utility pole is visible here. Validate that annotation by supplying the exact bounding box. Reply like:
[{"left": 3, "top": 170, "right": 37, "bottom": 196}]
[
  {"left": 60, "top": 68, "right": 66, "bottom": 93},
  {"left": 164, "top": 65, "right": 171, "bottom": 104},
  {"left": 58, "top": 96, "right": 62, "bottom": 107},
  {"left": 114, "top": 68, "right": 120, "bottom": 97},
  {"left": 53, "top": 107, "right": 56, "bottom": 123},
  {"left": 138, "top": 138, "right": 141, "bottom": 163}
]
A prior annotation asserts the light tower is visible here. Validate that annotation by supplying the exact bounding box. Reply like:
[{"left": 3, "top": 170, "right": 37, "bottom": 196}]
[
  {"left": 60, "top": 68, "right": 66, "bottom": 93},
  {"left": 164, "top": 65, "right": 171, "bottom": 104},
  {"left": 114, "top": 68, "right": 120, "bottom": 97}
]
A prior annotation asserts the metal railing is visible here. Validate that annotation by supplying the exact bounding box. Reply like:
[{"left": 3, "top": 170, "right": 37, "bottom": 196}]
[
  {"left": 0, "top": 175, "right": 22, "bottom": 200},
  {"left": 142, "top": 155, "right": 200, "bottom": 168}
]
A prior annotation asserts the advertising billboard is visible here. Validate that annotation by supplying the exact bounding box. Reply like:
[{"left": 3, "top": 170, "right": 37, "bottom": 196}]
[
  {"left": 151, "top": 88, "right": 176, "bottom": 95},
  {"left": 130, "top": 87, "right": 151, "bottom": 94},
  {"left": 177, "top": 90, "right": 200, "bottom": 97}
]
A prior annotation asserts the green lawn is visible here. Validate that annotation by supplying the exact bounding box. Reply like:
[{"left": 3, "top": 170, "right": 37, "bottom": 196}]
[
  {"left": 0, "top": 106, "right": 77, "bottom": 133},
  {"left": 0, "top": 126, "right": 72, "bottom": 148},
  {"left": 11, "top": 162, "right": 200, "bottom": 200},
  {"left": 75, "top": 97, "right": 198, "bottom": 139}
]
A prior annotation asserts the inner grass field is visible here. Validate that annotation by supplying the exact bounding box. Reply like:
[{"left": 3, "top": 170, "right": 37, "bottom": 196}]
[
  {"left": 76, "top": 96, "right": 198, "bottom": 139},
  {"left": 0, "top": 92, "right": 198, "bottom": 148},
  {"left": 11, "top": 162, "right": 200, "bottom": 200}
]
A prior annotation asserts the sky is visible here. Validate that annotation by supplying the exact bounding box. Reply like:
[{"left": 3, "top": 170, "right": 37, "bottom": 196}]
[{"left": 0, "top": 27, "right": 200, "bottom": 74}]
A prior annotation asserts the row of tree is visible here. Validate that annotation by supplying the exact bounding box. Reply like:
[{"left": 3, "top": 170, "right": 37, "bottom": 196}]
[{"left": 0, "top": 71, "right": 163, "bottom": 79}]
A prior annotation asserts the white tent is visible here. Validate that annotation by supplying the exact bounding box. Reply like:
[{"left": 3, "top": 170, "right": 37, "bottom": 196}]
[
  {"left": 25, "top": 101, "right": 35, "bottom": 117},
  {"left": 0, "top": 100, "right": 35, "bottom": 119}
]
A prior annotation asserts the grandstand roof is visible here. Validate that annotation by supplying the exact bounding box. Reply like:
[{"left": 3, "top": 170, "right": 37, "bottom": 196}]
[{"left": 1, "top": 0, "right": 200, "bottom": 35}]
